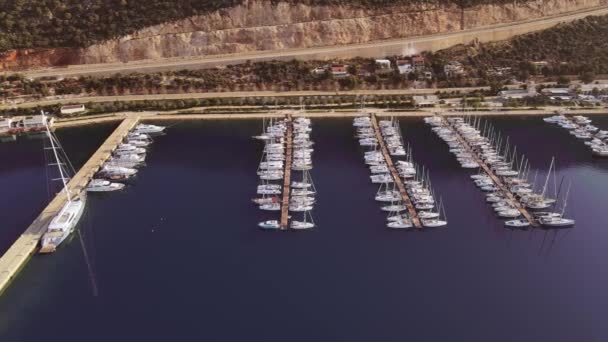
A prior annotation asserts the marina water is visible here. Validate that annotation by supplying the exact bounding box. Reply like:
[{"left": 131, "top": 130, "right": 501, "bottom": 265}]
[{"left": 0, "top": 117, "right": 608, "bottom": 341}]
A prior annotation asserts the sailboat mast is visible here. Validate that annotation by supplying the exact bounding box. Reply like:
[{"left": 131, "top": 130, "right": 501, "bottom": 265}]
[
  {"left": 45, "top": 118, "right": 72, "bottom": 202},
  {"left": 541, "top": 157, "right": 555, "bottom": 198},
  {"left": 561, "top": 181, "right": 572, "bottom": 216}
]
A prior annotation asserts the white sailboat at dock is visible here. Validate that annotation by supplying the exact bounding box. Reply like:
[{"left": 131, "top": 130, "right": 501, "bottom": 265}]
[{"left": 39, "top": 119, "right": 87, "bottom": 254}]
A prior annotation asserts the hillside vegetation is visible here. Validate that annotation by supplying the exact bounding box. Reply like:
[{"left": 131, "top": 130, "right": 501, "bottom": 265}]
[
  {"left": 0, "top": 0, "right": 528, "bottom": 52},
  {"left": 430, "top": 15, "right": 608, "bottom": 78}
]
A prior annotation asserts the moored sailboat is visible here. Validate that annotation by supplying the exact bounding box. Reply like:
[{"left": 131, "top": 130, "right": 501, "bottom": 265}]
[{"left": 39, "top": 119, "right": 87, "bottom": 254}]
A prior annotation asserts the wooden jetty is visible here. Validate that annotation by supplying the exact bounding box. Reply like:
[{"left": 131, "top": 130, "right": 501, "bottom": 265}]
[
  {"left": 279, "top": 114, "right": 293, "bottom": 229},
  {"left": 0, "top": 116, "right": 140, "bottom": 294},
  {"left": 370, "top": 114, "right": 422, "bottom": 229},
  {"left": 439, "top": 115, "right": 538, "bottom": 226}
]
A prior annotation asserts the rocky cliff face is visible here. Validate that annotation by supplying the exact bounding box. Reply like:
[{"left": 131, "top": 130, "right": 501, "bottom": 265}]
[{"left": 1, "top": 0, "right": 606, "bottom": 70}]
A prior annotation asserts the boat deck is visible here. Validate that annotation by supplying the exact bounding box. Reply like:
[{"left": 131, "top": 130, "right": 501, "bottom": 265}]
[
  {"left": 0, "top": 116, "right": 140, "bottom": 295},
  {"left": 370, "top": 114, "right": 422, "bottom": 229},
  {"left": 280, "top": 114, "right": 293, "bottom": 229},
  {"left": 440, "top": 115, "right": 538, "bottom": 227}
]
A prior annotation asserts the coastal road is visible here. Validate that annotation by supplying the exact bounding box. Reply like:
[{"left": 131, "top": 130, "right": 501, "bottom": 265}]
[{"left": 12, "top": 5, "right": 608, "bottom": 79}]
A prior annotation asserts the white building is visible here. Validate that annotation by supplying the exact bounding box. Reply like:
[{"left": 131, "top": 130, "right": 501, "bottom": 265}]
[
  {"left": 541, "top": 88, "right": 571, "bottom": 97},
  {"left": 578, "top": 83, "right": 608, "bottom": 94},
  {"left": 499, "top": 85, "right": 537, "bottom": 100},
  {"left": 375, "top": 59, "right": 392, "bottom": 73},
  {"left": 23, "top": 114, "right": 52, "bottom": 129},
  {"left": 444, "top": 62, "right": 465, "bottom": 77},
  {"left": 330, "top": 65, "right": 349, "bottom": 78},
  {"left": 60, "top": 104, "right": 86, "bottom": 115},
  {"left": 397, "top": 60, "right": 413, "bottom": 75},
  {"left": 412, "top": 95, "right": 439, "bottom": 107}
]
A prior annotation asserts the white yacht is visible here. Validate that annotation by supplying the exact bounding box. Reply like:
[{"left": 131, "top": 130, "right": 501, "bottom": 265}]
[
  {"left": 387, "top": 219, "right": 413, "bottom": 229},
  {"left": 289, "top": 203, "right": 313, "bottom": 212},
  {"left": 504, "top": 219, "right": 530, "bottom": 228},
  {"left": 417, "top": 211, "right": 439, "bottom": 219},
  {"left": 128, "top": 139, "right": 151, "bottom": 147},
  {"left": 540, "top": 182, "right": 575, "bottom": 228},
  {"left": 291, "top": 220, "right": 314, "bottom": 230},
  {"left": 86, "top": 179, "right": 125, "bottom": 192},
  {"left": 258, "top": 220, "right": 281, "bottom": 229},
  {"left": 260, "top": 203, "right": 281, "bottom": 211},
  {"left": 133, "top": 124, "right": 165, "bottom": 134},
  {"left": 291, "top": 181, "right": 312, "bottom": 189},
  {"left": 113, "top": 154, "right": 146, "bottom": 164},
  {"left": 39, "top": 120, "right": 87, "bottom": 254},
  {"left": 539, "top": 216, "right": 575, "bottom": 227},
  {"left": 497, "top": 209, "right": 521, "bottom": 218},
  {"left": 381, "top": 204, "right": 406, "bottom": 212},
  {"left": 592, "top": 146, "right": 608, "bottom": 157},
  {"left": 128, "top": 132, "right": 151, "bottom": 141},
  {"left": 421, "top": 218, "right": 447, "bottom": 227},
  {"left": 102, "top": 165, "right": 138, "bottom": 176},
  {"left": 115, "top": 147, "right": 146, "bottom": 156}
]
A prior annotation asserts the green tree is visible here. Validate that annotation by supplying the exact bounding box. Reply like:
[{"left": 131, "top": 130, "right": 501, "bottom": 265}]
[
  {"left": 580, "top": 71, "right": 595, "bottom": 84},
  {"left": 557, "top": 75, "right": 571, "bottom": 86}
]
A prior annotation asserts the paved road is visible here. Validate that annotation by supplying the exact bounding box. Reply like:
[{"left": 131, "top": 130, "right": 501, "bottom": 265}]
[
  {"left": 9, "top": 5, "right": 608, "bottom": 79},
  {"left": 3, "top": 77, "right": 605, "bottom": 109}
]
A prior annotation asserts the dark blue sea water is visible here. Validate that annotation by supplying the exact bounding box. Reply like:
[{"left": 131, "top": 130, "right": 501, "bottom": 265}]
[{"left": 0, "top": 117, "right": 607, "bottom": 341}]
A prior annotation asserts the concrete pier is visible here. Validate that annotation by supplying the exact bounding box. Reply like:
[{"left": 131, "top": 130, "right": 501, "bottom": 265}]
[
  {"left": 370, "top": 114, "right": 422, "bottom": 229},
  {"left": 0, "top": 116, "right": 140, "bottom": 294},
  {"left": 279, "top": 114, "right": 293, "bottom": 230},
  {"left": 440, "top": 116, "right": 537, "bottom": 226}
]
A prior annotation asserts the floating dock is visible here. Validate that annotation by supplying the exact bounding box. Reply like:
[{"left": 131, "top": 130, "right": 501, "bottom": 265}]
[
  {"left": 439, "top": 116, "right": 538, "bottom": 226},
  {"left": 370, "top": 114, "right": 422, "bottom": 229},
  {"left": 0, "top": 116, "right": 140, "bottom": 294},
  {"left": 279, "top": 114, "right": 293, "bottom": 229}
]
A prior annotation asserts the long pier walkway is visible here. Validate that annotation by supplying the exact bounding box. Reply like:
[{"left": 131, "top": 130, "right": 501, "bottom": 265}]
[
  {"left": 440, "top": 116, "right": 538, "bottom": 226},
  {"left": 279, "top": 114, "right": 293, "bottom": 230},
  {"left": 0, "top": 116, "right": 140, "bottom": 294},
  {"left": 370, "top": 114, "right": 422, "bottom": 229}
]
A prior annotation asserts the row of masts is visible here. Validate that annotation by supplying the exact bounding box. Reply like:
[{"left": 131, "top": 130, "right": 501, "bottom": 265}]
[
  {"left": 354, "top": 113, "right": 447, "bottom": 229},
  {"left": 544, "top": 112, "right": 608, "bottom": 157},
  {"left": 426, "top": 112, "right": 574, "bottom": 228},
  {"left": 253, "top": 114, "right": 317, "bottom": 230},
  {"left": 93, "top": 123, "right": 166, "bottom": 184}
]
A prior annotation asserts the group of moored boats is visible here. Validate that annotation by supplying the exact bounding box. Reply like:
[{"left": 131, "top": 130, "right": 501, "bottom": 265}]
[
  {"left": 39, "top": 122, "right": 166, "bottom": 254},
  {"left": 426, "top": 115, "right": 574, "bottom": 228},
  {"left": 254, "top": 116, "right": 316, "bottom": 230},
  {"left": 354, "top": 115, "right": 447, "bottom": 229},
  {"left": 544, "top": 113, "right": 608, "bottom": 157},
  {"left": 87, "top": 124, "right": 165, "bottom": 191}
]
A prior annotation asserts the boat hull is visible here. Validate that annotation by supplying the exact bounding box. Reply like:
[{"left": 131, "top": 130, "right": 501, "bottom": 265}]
[{"left": 39, "top": 194, "right": 87, "bottom": 254}]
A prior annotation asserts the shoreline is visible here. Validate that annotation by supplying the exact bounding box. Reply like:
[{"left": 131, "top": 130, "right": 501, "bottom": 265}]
[{"left": 52, "top": 109, "right": 608, "bottom": 126}]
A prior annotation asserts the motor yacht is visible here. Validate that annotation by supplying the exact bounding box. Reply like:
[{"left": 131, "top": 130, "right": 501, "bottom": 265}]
[
  {"left": 258, "top": 220, "right": 281, "bottom": 229},
  {"left": 86, "top": 179, "right": 125, "bottom": 192},
  {"left": 504, "top": 219, "right": 530, "bottom": 228},
  {"left": 133, "top": 124, "right": 165, "bottom": 134}
]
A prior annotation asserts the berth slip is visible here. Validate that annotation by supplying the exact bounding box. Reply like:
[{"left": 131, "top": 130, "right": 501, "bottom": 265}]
[
  {"left": 254, "top": 113, "right": 316, "bottom": 231},
  {"left": 426, "top": 114, "right": 574, "bottom": 228},
  {"left": 544, "top": 113, "right": 608, "bottom": 157},
  {"left": 354, "top": 113, "right": 447, "bottom": 230}
]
